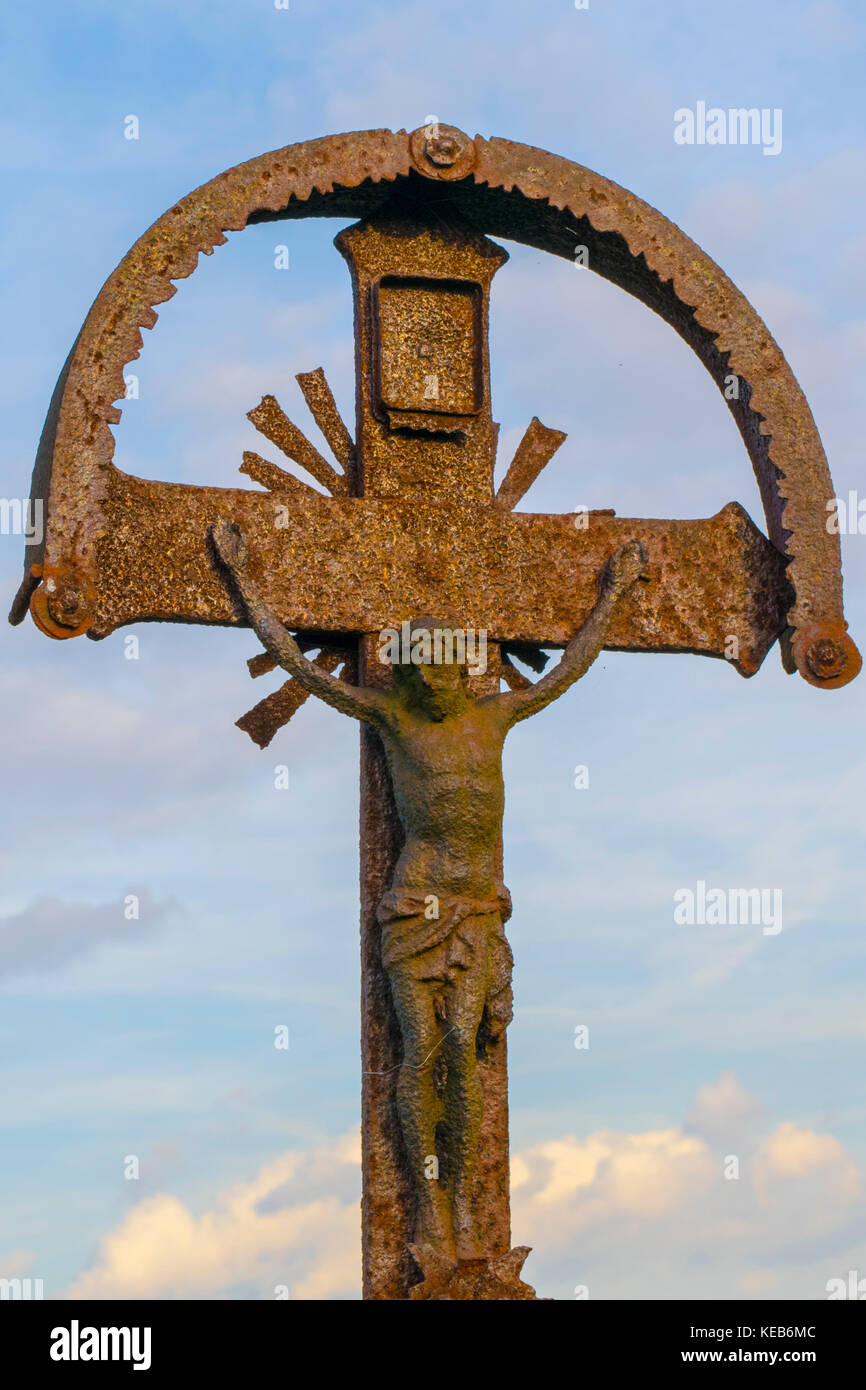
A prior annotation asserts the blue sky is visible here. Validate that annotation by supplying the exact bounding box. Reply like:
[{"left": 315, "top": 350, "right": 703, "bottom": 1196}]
[{"left": 1, "top": 0, "right": 865, "bottom": 1300}]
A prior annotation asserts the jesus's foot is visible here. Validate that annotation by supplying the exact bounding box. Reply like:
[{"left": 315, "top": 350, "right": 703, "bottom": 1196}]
[{"left": 408, "top": 1243, "right": 538, "bottom": 1300}]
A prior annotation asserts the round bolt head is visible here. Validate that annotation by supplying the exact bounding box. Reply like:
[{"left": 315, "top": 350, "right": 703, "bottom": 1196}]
[
  {"left": 409, "top": 124, "right": 477, "bottom": 181},
  {"left": 49, "top": 593, "right": 82, "bottom": 628},
  {"left": 791, "top": 622, "right": 861, "bottom": 689},
  {"left": 806, "top": 637, "right": 846, "bottom": 680},
  {"left": 30, "top": 567, "right": 94, "bottom": 639},
  {"left": 425, "top": 133, "right": 461, "bottom": 167}
]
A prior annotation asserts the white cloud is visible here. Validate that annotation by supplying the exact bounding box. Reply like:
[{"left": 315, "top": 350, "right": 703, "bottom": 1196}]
[
  {"left": 753, "top": 1121, "right": 861, "bottom": 1204},
  {"left": 512, "top": 1083, "right": 866, "bottom": 1298},
  {"left": 0, "top": 891, "right": 177, "bottom": 983},
  {"left": 64, "top": 1080, "right": 866, "bottom": 1300},
  {"left": 66, "top": 1131, "right": 361, "bottom": 1301},
  {"left": 685, "top": 1071, "right": 765, "bottom": 1147}
]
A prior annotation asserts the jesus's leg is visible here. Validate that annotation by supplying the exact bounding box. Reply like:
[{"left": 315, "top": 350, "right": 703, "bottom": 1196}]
[
  {"left": 386, "top": 960, "right": 454, "bottom": 1256},
  {"left": 441, "top": 919, "right": 492, "bottom": 1260}
]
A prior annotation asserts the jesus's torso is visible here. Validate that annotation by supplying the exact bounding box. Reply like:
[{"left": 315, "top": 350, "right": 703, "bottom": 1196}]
[{"left": 377, "top": 702, "right": 506, "bottom": 901}]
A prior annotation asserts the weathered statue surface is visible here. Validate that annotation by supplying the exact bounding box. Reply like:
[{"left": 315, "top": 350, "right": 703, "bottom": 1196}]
[{"left": 213, "top": 520, "right": 647, "bottom": 1291}]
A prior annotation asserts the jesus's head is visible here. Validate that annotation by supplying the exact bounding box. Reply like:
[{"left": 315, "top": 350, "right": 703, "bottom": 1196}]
[{"left": 383, "top": 618, "right": 480, "bottom": 721}]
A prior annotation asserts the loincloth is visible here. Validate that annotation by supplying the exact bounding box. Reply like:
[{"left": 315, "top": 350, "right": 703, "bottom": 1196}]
[{"left": 377, "top": 886, "right": 513, "bottom": 1013}]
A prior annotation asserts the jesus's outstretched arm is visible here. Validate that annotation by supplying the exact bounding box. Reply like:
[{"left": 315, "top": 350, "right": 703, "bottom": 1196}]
[
  {"left": 211, "top": 519, "right": 391, "bottom": 727},
  {"left": 494, "top": 539, "right": 649, "bottom": 729}
]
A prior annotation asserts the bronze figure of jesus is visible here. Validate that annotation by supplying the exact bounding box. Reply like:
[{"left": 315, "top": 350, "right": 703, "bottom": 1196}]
[{"left": 212, "top": 521, "right": 647, "bottom": 1267}]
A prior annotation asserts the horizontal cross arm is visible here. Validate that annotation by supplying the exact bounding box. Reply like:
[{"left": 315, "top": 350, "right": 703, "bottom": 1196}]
[{"left": 40, "top": 471, "right": 790, "bottom": 677}]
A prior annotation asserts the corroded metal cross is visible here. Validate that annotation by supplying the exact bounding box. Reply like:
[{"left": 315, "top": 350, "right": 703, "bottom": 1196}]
[{"left": 11, "top": 124, "right": 859, "bottom": 1300}]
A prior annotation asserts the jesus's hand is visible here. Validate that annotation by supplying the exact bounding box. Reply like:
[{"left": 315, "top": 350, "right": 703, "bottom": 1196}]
[
  {"left": 499, "top": 537, "right": 650, "bottom": 728},
  {"left": 212, "top": 519, "right": 250, "bottom": 576},
  {"left": 602, "top": 539, "right": 649, "bottom": 598}
]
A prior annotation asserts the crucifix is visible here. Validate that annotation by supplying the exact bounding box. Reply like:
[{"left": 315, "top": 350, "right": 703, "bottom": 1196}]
[{"left": 11, "top": 124, "right": 860, "bottom": 1300}]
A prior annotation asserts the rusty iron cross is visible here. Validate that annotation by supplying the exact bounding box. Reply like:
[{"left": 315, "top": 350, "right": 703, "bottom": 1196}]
[{"left": 11, "top": 123, "right": 860, "bottom": 1300}]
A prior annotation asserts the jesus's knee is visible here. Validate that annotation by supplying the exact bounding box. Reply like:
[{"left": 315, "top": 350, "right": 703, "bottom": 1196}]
[
  {"left": 388, "top": 971, "right": 437, "bottom": 1059},
  {"left": 397, "top": 1003, "right": 440, "bottom": 1069},
  {"left": 443, "top": 1030, "right": 482, "bottom": 1091},
  {"left": 444, "top": 989, "right": 487, "bottom": 1053},
  {"left": 401, "top": 1028, "right": 439, "bottom": 1070}
]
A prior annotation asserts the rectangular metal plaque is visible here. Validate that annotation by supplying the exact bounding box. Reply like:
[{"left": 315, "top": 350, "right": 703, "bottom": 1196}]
[{"left": 373, "top": 276, "right": 482, "bottom": 427}]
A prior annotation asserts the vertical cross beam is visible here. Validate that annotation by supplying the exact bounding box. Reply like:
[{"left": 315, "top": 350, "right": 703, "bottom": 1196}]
[{"left": 337, "top": 208, "right": 512, "bottom": 1297}]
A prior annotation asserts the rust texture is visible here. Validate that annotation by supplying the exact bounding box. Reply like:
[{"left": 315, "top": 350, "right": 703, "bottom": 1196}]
[
  {"left": 495, "top": 416, "right": 568, "bottom": 512},
  {"left": 338, "top": 210, "right": 517, "bottom": 1293},
  {"left": 10, "top": 123, "right": 860, "bottom": 687},
  {"left": 296, "top": 368, "right": 357, "bottom": 479},
  {"left": 247, "top": 394, "right": 348, "bottom": 496},
  {"left": 336, "top": 213, "right": 505, "bottom": 495},
  {"left": 236, "top": 646, "right": 346, "bottom": 750},
  {"left": 86, "top": 475, "right": 790, "bottom": 678},
  {"left": 11, "top": 123, "right": 861, "bottom": 1301}
]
